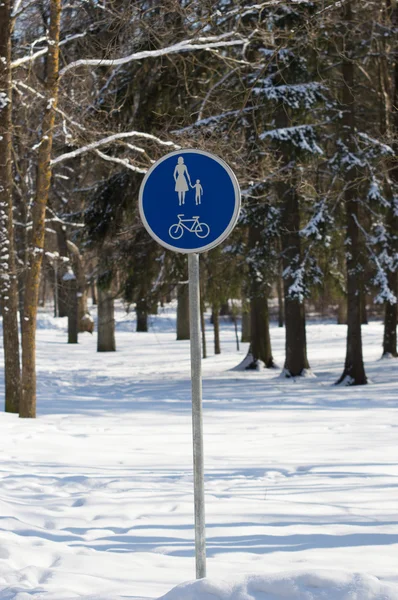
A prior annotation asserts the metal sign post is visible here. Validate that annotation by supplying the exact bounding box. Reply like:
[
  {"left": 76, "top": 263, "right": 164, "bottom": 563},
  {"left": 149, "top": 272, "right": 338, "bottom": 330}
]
[
  {"left": 139, "top": 148, "right": 240, "bottom": 579},
  {"left": 188, "top": 252, "right": 206, "bottom": 578}
]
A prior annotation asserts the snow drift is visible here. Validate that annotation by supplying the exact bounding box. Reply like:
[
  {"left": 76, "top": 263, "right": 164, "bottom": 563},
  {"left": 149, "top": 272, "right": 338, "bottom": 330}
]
[{"left": 157, "top": 571, "right": 398, "bottom": 600}]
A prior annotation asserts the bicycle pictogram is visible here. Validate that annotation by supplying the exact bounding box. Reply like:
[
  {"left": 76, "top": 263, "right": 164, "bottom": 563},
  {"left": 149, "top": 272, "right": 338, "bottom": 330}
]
[{"left": 169, "top": 214, "right": 210, "bottom": 240}]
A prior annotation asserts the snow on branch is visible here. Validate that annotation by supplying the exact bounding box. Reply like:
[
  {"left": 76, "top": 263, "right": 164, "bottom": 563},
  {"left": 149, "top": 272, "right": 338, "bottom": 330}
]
[
  {"left": 373, "top": 256, "right": 397, "bottom": 305},
  {"left": 211, "top": 1, "right": 308, "bottom": 20},
  {"left": 59, "top": 33, "right": 247, "bottom": 77},
  {"left": 300, "top": 201, "right": 330, "bottom": 241},
  {"left": 252, "top": 81, "right": 325, "bottom": 109},
  {"left": 51, "top": 131, "right": 180, "bottom": 166},
  {"left": 13, "top": 81, "right": 85, "bottom": 132},
  {"left": 94, "top": 150, "right": 147, "bottom": 174},
  {"left": 173, "top": 107, "right": 255, "bottom": 134},
  {"left": 45, "top": 206, "right": 84, "bottom": 229},
  {"left": 12, "top": 32, "right": 88, "bottom": 69},
  {"left": 11, "top": 0, "right": 23, "bottom": 16},
  {"left": 260, "top": 124, "right": 323, "bottom": 154},
  {"left": 358, "top": 132, "right": 394, "bottom": 157},
  {"left": 352, "top": 215, "right": 397, "bottom": 306},
  {"left": 300, "top": 178, "right": 337, "bottom": 243}
]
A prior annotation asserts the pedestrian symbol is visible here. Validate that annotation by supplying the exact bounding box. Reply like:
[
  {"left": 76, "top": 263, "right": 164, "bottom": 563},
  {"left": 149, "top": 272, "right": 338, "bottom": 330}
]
[{"left": 139, "top": 149, "right": 241, "bottom": 254}]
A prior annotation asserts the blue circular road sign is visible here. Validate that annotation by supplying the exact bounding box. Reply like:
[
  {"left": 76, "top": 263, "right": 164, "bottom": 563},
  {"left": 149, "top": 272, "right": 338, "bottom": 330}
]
[{"left": 139, "top": 149, "right": 241, "bottom": 253}]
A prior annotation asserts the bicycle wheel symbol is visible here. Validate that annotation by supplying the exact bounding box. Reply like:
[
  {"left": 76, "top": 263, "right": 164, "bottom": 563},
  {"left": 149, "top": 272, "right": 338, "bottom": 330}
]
[
  {"left": 169, "top": 224, "right": 184, "bottom": 239},
  {"left": 195, "top": 222, "right": 210, "bottom": 238}
]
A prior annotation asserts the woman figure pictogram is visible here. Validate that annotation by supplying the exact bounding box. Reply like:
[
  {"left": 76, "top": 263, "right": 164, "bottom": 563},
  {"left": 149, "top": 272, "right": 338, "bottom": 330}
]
[{"left": 174, "top": 156, "right": 192, "bottom": 206}]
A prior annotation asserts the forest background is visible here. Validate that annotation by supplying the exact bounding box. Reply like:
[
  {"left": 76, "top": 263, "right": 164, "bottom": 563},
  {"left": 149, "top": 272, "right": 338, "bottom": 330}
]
[{"left": 0, "top": 0, "right": 397, "bottom": 418}]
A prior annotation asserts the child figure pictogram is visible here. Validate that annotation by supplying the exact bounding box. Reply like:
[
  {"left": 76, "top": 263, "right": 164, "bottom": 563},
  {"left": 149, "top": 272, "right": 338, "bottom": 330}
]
[{"left": 191, "top": 179, "right": 203, "bottom": 205}]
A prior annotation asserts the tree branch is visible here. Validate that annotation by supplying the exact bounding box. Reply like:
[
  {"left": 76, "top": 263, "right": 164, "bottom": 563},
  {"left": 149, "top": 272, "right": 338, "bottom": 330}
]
[
  {"left": 11, "top": 31, "right": 88, "bottom": 69},
  {"left": 59, "top": 33, "right": 247, "bottom": 77},
  {"left": 51, "top": 130, "right": 180, "bottom": 166},
  {"left": 93, "top": 149, "right": 147, "bottom": 173}
]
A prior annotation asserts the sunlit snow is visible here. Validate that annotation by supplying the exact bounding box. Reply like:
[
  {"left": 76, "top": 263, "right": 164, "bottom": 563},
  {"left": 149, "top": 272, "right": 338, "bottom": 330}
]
[{"left": 0, "top": 304, "right": 397, "bottom": 599}]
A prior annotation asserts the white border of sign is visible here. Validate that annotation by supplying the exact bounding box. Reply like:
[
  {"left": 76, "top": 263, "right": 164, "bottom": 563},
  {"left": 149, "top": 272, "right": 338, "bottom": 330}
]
[{"left": 138, "top": 148, "right": 241, "bottom": 254}]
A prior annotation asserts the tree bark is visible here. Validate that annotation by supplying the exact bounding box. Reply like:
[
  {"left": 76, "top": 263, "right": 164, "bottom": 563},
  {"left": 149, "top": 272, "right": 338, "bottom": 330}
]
[
  {"left": 337, "top": 1, "right": 367, "bottom": 385},
  {"left": 53, "top": 261, "right": 59, "bottom": 317},
  {"left": 337, "top": 297, "right": 348, "bottom": 325},
  {"left": 245, "top": 226, "right": 275, "bottom": 368},
  {"left": 20, "top": 0, "right": 62, "bottom": 417},
  {"left": 361, "top": 292, "right": 368, "bottom": 325},
  {"left": 273, "top": 101, "right": 309, "bottom": 377},
  {"left": 250, "top": 293, "right": 275, "bottom": 368},
  {"left": 176, "top": 282, "right": 190, "bottom": 340},
  {"left": 66, "top": 274, "right": 78, "bottom": 344},
  {"left": 241, "top": 299, "right": 251, "bottom": 343},
  {"left": 220, "top": 302, "right": 230, "bottom": 317},
  {"left": 39, "top": 267, "right": 47, "bottom": 307},
  {"left": 200, "top": 292, "right": 207, "bottom": 359},
  {"left": 97, "top": 285, "right": 115, "bottom": 351},
  {"left": 382, "top": 4, "right": 398, "bottom": 358},
  {"left": 91, "top": 279, "right": 97, "bottom": 305},
  {"left": 67, "top": 240, "right": 91, "bottom": 332},
  {"left": 276, "top": 173, "right": 309, "bottom": 376},
  {"left": 0, "top": 0, "right": 22, "bottom": 413},
  {"left": 383, "top": 292, "right": 397, "bottom": 357},
  {"left": 277, "top": 261, "right": 284, "bottom": 328},
  {"left": 136, "top": 299, "right": 148, "bottom": 332},
  {"left": 54, "top": 223, "right": 69, "bottom": 317},
  {"left": 212, "top": 304, "right": 221, "bottom": 355}
]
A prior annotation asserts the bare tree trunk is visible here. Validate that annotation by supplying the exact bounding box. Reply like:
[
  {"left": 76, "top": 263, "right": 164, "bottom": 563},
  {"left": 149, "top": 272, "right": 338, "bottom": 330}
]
[
  {"left": 20, "top": 0, "right": 62, "bottom": 417},
  {"left": 275, "top": 110, "right": 310, "bottom": 377},
  {"left": 277, "top": 247, "right": 284, "bottom": 328},
  {"left": 176, "top": 282, "right": 190, "bottom": 340},
  {"left": 244, "top": 225, "right": 275, "bottom": 368},
  {"left": 200, "top": 292, "right": 207, "bottom": 359},
  {"left": 337, "top": 1, "right": 367, "bottom": 385},
  {"left": 66, "top": 274, "right": 78, "bottom": 344},
  {"left": 361, "top": 288, "right": 368, "bottom": 325},
  {"left": 136, "top": 299, "right": 148, "bottom": 332},
  {"left": 97, "top": 285, "right": 115, "bottom": 352},
  {"left": 383, "top": 186, "right": 398, "bottom": 358},
  {"left": 91, "top": 279, "right": 97, "bottom": 305},
  {"left": 0, "top": 0, "right": 22, "bottom": 413},
  {"left": 212, "top": 304, "right": 221, "bottom": 354},
  {"left": 219, "top": 302, "right": 230, "bottom": 317},
  {"left": 277, "top": 180, "right": 309, "bottom": 377},
  {"left": 277, "top": 275, "right": 284, "bottom": 328},
  {"left": 250, "top": 294, "right": 275, "bottom": 368},
  {"left": 67, "top": 240, "right": 92, "bottom": 332},
  {"left": 241, "top": 299, "right": 251, "bottom": 343},
  {"left": 337, "top": 297, "right": 348, "bottom": 325},
  {"left": 383, "top": 292, "right": 397, "bottom": 357},
  {"left": 53, "top": 261, "right": 59, "bottom": 317},
  {"left": 382, "top": 4, "right": 398, "bottom": 358},
  {"left": 54, "top": 223, "right": 69, "bottom": 317},
  {"left": 231, "top": 300, "right": 240, "bottom": 352},
  {"left": 39, "top": 267, "right": 47, "bottom": 307}
]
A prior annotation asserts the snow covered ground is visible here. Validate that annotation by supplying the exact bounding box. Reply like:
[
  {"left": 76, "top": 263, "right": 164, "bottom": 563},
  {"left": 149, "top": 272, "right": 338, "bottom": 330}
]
[{"left": 0, "top": 304, "right": 397, "bottom": 599}]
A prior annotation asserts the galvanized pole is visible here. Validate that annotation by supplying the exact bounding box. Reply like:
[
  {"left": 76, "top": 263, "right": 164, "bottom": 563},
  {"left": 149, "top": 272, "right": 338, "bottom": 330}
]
[{"left": 188, "top": 252, "right": 206, "bottom": 579}]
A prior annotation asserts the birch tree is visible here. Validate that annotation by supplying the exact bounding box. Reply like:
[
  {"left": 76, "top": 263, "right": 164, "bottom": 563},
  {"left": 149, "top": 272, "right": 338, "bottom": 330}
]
[
  {"left": 20, "top": 0, "right": 62, "bottom": 418},
  {"left": 0, "top": 0, "right": 22, "bottom": 413}
]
